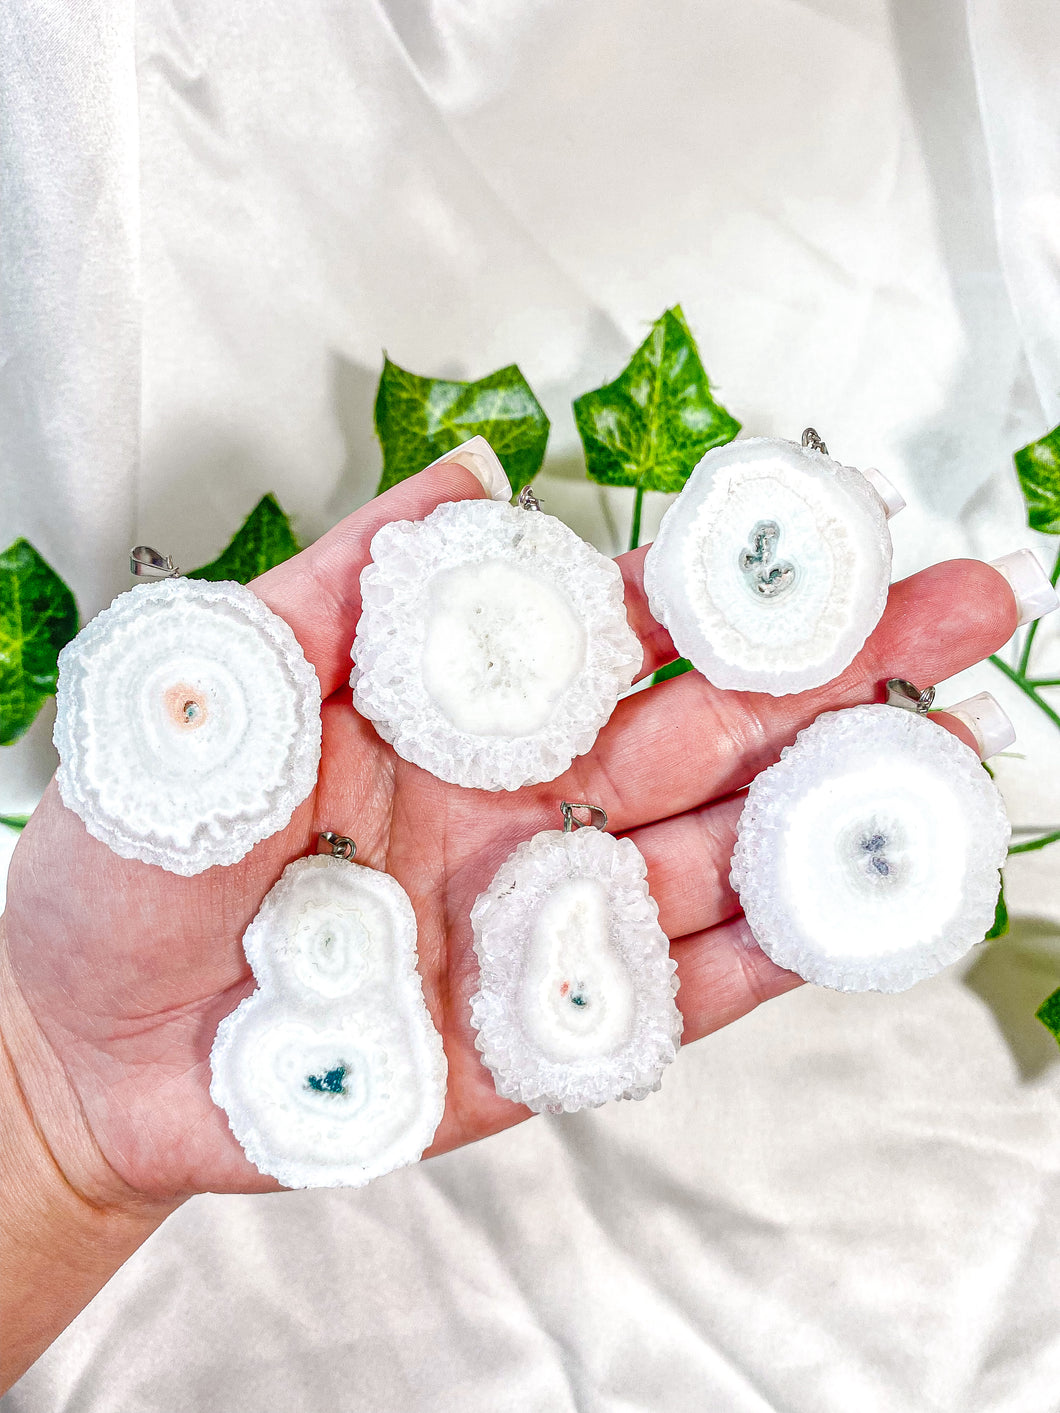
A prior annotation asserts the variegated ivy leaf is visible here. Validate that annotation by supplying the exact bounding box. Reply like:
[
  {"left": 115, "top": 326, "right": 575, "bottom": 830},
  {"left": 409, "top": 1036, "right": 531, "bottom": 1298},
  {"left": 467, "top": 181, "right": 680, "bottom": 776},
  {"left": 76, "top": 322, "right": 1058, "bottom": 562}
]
[
  {"left": 0, "top": 539, "right": 78, "bottom": 745},
  {"left": 1037, "top": 987, "right": 1060, "bottom": 1045},
  {"left": 189, "top": 494, "right": 299, "bottom": 584},
  {"left": 1014, "top": 424, "right": 1060, "bottom": 534},
  {"left": 573, "top": 306, "right": 740, "bottom": 493},
  {"left": 374, "top": 357, "right": 549, "bottom": 496}
]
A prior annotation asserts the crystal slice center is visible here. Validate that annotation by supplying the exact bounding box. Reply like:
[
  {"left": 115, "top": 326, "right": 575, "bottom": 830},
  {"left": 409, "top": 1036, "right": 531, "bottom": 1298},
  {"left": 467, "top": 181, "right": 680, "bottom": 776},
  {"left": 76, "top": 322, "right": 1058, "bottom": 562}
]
[
  {"left": 288, "top": 899, "right": 371, "bottom": 998},
  {"left": 421, "top": 559, "right": 587, "bottom": 737},
  {"left": 780, "top": 760, "right": 968, "bottom": 957},
  {"left": 163, "top": 682, "right": 209, "bottom": 730},
  {"left": 519, "top": 876, "right": 635, "bottom": 1062},
  {"left": 695, "top": 471, "right": 837, "bottom": 646},
  {"left": 738, "top": 519, "right": 797, "bottom": 600}
]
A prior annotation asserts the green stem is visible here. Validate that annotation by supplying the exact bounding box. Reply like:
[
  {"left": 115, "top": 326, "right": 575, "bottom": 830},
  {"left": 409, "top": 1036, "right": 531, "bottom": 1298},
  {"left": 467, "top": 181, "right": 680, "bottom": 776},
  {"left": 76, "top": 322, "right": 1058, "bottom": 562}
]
[
  {"left": 1017, "top": 622, "right": 1040, "bottom": 679},
  {"left": 1030, "top": 679, "right": 1060, "bottom": 688},
  {"left": 1009, "top": 828, "right": 1060, "bottom": 855},
  {"left": 629, "top": 487, "right": 645, "bottom": 553},
  {"left": 1016, "top": 540, "right": 1060, "bottom": 676},
  {"left": 989, "top": 653, "right": 1060, "bottom": 731}
]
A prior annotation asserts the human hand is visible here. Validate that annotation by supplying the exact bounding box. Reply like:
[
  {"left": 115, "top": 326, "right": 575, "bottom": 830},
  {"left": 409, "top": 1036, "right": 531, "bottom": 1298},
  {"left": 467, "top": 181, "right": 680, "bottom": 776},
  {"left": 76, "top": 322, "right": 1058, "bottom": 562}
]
[{"left": 1, "top": 462, "right": 1019, "bottom": 1216}]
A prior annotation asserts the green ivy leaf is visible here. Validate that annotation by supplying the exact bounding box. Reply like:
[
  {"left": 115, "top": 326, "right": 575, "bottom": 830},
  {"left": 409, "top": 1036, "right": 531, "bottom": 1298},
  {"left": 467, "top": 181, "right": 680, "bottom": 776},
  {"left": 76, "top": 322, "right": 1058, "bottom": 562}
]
[
  {"left": 1, "top": 814, "right": 30, "bottom": 831},
  {"left": 573, "top": 306, "right": 740, "bottom": 493},
  {"left": 1014, "top": 425, "right": 1060, "bottom": 534},
  {"left": 188, "top": 495, "right": 299, "bottom": 584},
  {"left": 653, "top": 657, "right": 693, "bottom": 685},
  {"left": 1037, "top": 987, "right": 1060, "bottom": 1045},
  {"left": 374, "top": 357, "right": 549, "bottom": 496},
  {"left": 986, "top": 878, "right": 1009, "bottom": 939},
  {"left": 0, "top": 539, "right": 79, "bottom": 746}
]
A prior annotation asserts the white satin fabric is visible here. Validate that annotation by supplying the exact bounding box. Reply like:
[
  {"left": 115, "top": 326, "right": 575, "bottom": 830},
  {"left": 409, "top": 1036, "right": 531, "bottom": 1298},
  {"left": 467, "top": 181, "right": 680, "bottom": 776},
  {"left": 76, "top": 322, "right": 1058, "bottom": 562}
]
[{"left": 2, "top": 2, "right": 1060, "bottom": 1410}]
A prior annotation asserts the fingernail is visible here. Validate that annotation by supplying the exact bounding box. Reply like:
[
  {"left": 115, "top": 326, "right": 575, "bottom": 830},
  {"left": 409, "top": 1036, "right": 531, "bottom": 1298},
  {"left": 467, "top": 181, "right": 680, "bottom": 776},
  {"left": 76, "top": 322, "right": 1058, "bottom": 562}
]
[
  {"left": 942, "top": 691, "right": 1016, "bottom": 760},
  {"left": 861, "top": 467, "right": 906, "bottom": 519},
  {"left": 989, "top": 549, "right": 1059, "bottom": 626},
  {"left": 425, "top": 436, "right": 511, "bottom": 502}
]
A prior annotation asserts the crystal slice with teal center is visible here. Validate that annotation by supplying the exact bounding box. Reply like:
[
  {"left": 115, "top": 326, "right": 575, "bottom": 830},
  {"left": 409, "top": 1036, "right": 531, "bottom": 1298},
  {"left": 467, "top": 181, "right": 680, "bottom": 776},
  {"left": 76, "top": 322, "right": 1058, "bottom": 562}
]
[{"left": 305, "top": 1064, "right": 348, "bottom": 1095}]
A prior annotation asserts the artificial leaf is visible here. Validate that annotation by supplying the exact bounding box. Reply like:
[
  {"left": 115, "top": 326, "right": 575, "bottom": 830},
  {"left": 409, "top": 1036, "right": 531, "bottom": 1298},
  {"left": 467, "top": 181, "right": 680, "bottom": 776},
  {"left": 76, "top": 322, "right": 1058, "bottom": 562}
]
[
  {"left": 1014, "top": 425, "right": 1060, "bottom": 534},
  {"left": 374, "top": 357, "right": 549, "bottom": 496},
  {"left": 573, "top": 306, "right": 740, "bottom": 493},
  {"left": 1, "top": 814, "right": 30, "bottom": 830},
  {"left": 653, "top": 657, "right": 693, "bottom": 685},
  {"left": 0, "top": 539, "right": 78, "bottom": 746},
  {"left": 189, "top": 494, "right": 299, "bottom": 584},
  {"left": 986, "top": 878, "right": 1009, "bottom": 939},
  {"left": 1037, "top": 987, "right": 1060, "bottom": 1045}
]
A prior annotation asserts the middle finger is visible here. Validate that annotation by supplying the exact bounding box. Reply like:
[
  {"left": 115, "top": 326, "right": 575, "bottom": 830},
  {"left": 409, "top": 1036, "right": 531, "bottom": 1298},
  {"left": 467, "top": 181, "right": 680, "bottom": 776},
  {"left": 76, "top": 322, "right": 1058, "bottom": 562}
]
[{"left": 561, "top": 557, "right": 1017, "bottom": 833}]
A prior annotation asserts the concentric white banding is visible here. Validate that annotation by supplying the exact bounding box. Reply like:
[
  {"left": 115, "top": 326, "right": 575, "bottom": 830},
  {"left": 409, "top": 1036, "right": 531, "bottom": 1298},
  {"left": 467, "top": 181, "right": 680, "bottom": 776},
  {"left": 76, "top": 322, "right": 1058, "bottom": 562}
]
[
  {"left": 730, "top": 704, "right": 1010, "bottom": 992},
  {"left": 350, "top": 500, "right": 641, "bottom": 791},
  {"left": 54, "top": 578, "right": 321, "bottom": 875},
  {"left": 210, "top": 856, "right": 447, "bottom": 1188},
  {"left": 470, "top": 827, "right": 682, "bottom": 1113},
  {"left": 643, "top": 437, "right": 894, "bottom": 695}
]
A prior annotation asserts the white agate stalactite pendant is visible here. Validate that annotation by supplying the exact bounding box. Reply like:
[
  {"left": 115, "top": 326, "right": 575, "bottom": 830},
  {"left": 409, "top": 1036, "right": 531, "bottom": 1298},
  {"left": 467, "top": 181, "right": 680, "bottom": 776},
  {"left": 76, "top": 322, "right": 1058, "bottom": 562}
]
[
  {"left": 54, "top": 576, "right": 321, "bottom": 875},
  {"left": 350, "top": 497, "right": 641, "bottom": 791},
  {"left": 470, "top": 807, "right": 682, "bottom": 1113},
  {"left": 730, "top": 702, "right": 1011, "bottom": 993},
  {"left": 643, "top": 433, "right": 904, "bottom": 696},
  {"left": 210, "top": 845, "right": 446, "bottom": 1188}
]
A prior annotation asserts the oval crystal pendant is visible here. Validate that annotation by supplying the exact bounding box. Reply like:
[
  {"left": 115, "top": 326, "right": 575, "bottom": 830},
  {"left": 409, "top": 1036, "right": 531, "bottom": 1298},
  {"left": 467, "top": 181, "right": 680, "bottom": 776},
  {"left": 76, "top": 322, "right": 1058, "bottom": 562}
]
[
  {"left": 644, "top": 434, "right": 900, "bottom": 695},
  {"left": 470, "top": 810, "right": 682, "bottom": 1113}
]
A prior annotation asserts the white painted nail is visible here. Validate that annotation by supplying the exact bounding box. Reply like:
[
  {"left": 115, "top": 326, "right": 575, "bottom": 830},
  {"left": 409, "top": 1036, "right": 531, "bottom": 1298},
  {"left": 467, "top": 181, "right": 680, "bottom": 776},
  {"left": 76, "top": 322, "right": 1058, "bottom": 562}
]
[
  {"left": 424, "top": 436, "right": 512, "bottom": 502},
  {"left": 988, "top": 549, "right": 1059, "bottom": 627},
  {"left": 861, "top": 467, "right": 906, "bottom": 519},
  {"left": 942, "top": 692, "right": 1016, "bottom": 760}
]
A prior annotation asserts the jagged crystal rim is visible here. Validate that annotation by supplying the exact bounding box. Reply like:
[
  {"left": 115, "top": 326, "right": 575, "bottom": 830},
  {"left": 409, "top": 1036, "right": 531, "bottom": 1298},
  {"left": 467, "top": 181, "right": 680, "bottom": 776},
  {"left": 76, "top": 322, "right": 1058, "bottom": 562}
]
[
  {"left": 730, "top": 704, "right": 1011, "bottom": 992},
  {"left": 350, "top": 499, "right": 642, "bottom": 791},
  {"left": 469, "top": 827, "right": 682, "bottom": 1113},
  {"left": 644, "top": 436, "right": 892, "bottom": 696},
  {"left": 209, "top": 857, "right": 447, "bottom": 1188},
  {"left": 53, "top": 577, "right": 322, "bottom": 876}
]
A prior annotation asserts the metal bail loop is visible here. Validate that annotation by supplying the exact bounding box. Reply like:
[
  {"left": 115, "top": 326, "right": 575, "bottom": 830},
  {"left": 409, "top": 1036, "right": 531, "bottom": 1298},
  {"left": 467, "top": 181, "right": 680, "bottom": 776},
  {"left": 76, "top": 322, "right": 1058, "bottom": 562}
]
[
  {"left": 801, "top": 427, "right": 829, "bottom": 457},
  {"left": 517, "top": 485, "right": 543, "bottom": 512},
  {"left": 317, "top": 831, "right": 357, "bottom": 861},
  {"left": 560, "top": 801, "right": 609, "bottom": 834},
  {"left": 130, "top": 546, "right": 181, "bottom": 579},
  {"left": 885, "top": 678, "right": 936, "bottom": 715}
]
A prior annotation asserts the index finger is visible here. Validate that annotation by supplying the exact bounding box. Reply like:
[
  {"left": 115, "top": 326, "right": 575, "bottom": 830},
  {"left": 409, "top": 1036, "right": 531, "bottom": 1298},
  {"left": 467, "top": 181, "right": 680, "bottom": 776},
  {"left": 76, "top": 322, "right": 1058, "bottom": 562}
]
[{"left": 250, "top": 461, "right": 486, "bottom": 697}]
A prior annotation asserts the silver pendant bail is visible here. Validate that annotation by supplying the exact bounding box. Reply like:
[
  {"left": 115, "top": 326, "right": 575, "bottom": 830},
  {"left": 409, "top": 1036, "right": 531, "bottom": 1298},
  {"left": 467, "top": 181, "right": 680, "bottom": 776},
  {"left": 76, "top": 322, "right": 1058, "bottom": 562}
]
[
  {"left": 130, "top": 546, "right": 181, "bottom": 579},
  {"left": 317, "top": 832, "right": 357, "bottom": 861},
  {"left": 801, "top": 427, "right": 829, "bottom": 456},
  {"left": 885, "top": 678, "right": 936, "bottom": 714},
  {"left": 560, "top": 801, "right": 609, "bottom": 833}
]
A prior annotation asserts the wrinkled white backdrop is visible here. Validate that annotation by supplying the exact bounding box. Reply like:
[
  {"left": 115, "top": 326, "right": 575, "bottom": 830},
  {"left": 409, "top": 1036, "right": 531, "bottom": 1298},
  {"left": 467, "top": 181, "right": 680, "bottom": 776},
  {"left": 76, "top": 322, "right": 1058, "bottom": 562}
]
[{"left": 2, "top": 2, "right": 1060, "bottom": 1410}]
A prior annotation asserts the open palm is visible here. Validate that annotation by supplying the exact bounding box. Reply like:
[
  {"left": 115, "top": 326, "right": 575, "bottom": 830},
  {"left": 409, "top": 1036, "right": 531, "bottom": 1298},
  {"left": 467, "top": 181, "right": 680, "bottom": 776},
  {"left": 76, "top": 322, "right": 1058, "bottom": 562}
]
[{"left": 2, "top": 461, "right": 1018, "bottom": 1209}]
